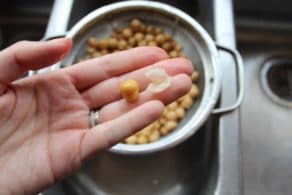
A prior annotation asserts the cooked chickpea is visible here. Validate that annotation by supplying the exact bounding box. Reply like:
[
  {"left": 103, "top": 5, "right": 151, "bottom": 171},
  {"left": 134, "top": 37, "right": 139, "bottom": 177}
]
[
  {"left": 140, "top": 126, "right": 152, "bottom": 137},
  {"left": 153, "top": 121, "right": 160, "bottom": 130},
  {"left": 169, "top": 50, "right": 178, "bottom": 58},
  {"left": 148, "top": 41, "right": 157, "bottom": 47},
  {"left": 181, "top": 95, "right": 193, "bottom": 109},
  {"left": 162, "top": 108, "right": 169, "bottom": 118},
  {"left": 155, "top": 34, "right": 165, "bottom": 45},
  {"left": 130, "top": 18, "right": 143, "bottom": 32},
  {"left": 162, "top": 42, "right": 173, "bottom": 52},
  {"left": 149, "top": 130, "right": 160, "bottom": 142},
  {"left": 134, "top": 32, "right": 144, "bottom": 42},
  {"left": 96, "top": 39, "right": 109, "bottom": 50},
  {"left": 118, "top": 39, "right": 127, "bottom": 50},
  {"left": 138, "top": 40, "right": 147, "bottom": 47},
  {"left": 88, "top": 37, "right": 98, "bottom": 47},
  {"left": 166, "top": 110, "right": 177, "bottom": 121},
  {"left": 86, "top": 47, "right": 95, "bottom": 54},
  {"left": 189, "top": 84, "right": 200, "bottom": 98},
  {"left": 160, "top": 127, "right": 169, "bottom": 136},
  {"left": 175, "top": 107, "right": 185, "bottom": 120},
  {"left": 125, "top": 135, "right": 137, "bottom": 144},
  {"left": 164, "top": 34, "right": 172, "bottom": 41},
  {"left": 128, "top": 37, "right": 136, "bottom": 46},
  {"left": 108, "top": 38, "right": 118, "bottom": 49},
  {"left": 100, "top": 49, "right": 108, "bottom": 55},
  {"left": 164, "top": 121, "right": 178, "bottom": 132},
  {"left": 145, "top": 34, "right": 154, "bottom": 42},
  {"left": 191, "top": 71, "right": 199, "bottom": 82},
  {"left": 168, "top": 102, "right": 178, "bottom": 110},
  {"left": 120, "top": 79, "right": 139, "bottom": 102},
  {"left": 92, "top": 52, "right": 101, "bottom": 58},
  {"left": 175, "top": 43, "right": 182, "bottom": 52},
  {"left": 137, "top": 135, "right": 148, "bottom": 144},
  {"left": 146, "top": 25, "right": 155, "bottom": 33},
  {"left": 122, "top": 28, "right": 133, "bottom": 39},
  {"left": 158, "top": 118, "right": 166, "bottom": 125},
  {"left": 154, "top": 27, "right": 163, "bottom": 35}
]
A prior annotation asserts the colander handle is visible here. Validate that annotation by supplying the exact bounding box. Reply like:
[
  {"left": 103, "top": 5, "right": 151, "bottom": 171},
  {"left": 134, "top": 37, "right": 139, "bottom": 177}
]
[{"left": 212, "top": 44, "right": 244, "bottom": 114}]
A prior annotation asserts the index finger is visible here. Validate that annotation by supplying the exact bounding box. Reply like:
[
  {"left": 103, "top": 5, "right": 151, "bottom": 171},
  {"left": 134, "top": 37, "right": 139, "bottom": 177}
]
[{"left": 63, "top": 47, "right": 168, "bottom": 91}]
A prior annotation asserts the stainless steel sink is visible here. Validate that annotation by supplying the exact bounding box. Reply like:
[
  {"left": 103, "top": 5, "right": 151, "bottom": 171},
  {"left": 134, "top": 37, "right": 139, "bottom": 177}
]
[
  {"left": 0, "top": 0, "right": 53, "bottom": 49},
  {"left": 236, "top": 10, "right": 292, "bottom": 195},
  {"left": 1, "top": 0, "right": 239, "bottom": 194}
]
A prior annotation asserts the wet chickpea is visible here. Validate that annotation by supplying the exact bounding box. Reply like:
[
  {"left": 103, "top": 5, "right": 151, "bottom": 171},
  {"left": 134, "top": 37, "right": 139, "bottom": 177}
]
[
  {"left": 100, "top": 49, "right": 108, "bottom": 55},
  {"left": 86, "top": 47, "right": 96, "bottom": 54},
  {"left": 164, "top": 121, "right": 178, "bottom": 132},
  {"left": 148, "top": 41, "right": 157, "bottom": 47},
  {"left": 149, "top": 131, "right": 160, "bottom": 142},
  {"left": 118, "top": 39, "right": 127, "bottom": 50},
  {"left": 189, "top": 84, "right": 200, "bottom": 98},
  {"left": 88, "top": 37, "right": 98, "bottom": 47},
  {"left": 166, "top": 110, "right": 177, "bottom": 121},
  {"left": 146, "top": 25, "right": 155, "bottom": 34},
  {"left": 154, "top": 27, "right": 163, "bottom": 35},
  {"left": 137, "top": 135, "right": 148, "bottom": 144},
  {"left": 162, "top": 108, "right": 169, "bottom": 118},
  {"left": 145, "top": 34, "right": 154, "bottom": 42},
  {"left": 140, "top": 126, "right": 152, "bottom": 137},
  {"left": 168, "top": 102, "right": 178, "bottom": 110},
  {"left": 125, "top": 135, "right": 137, "bottom": 144},
  {"left": 169, "top": 50, "right": 178, "bottom": 58},
  {"left": 164, "top": 34, "right": 172, "bottom": 41},
  {"left": 108, "top": 38, "right": 118, "bottom": 49},
  {"left": 158, "top": 118, "right": 166, "bottom": 125},
  {"left": 92, "top": 52, "right": 101, "bottom": 58},
  {"left": 191, "top": 71, "right": 199, "bottom": 82},
  {"left": 120, "top": 79, "right": 139, "bottom": 102},
  {"left": 134, "top": 32, "right": 144, "bottom": 42},
  {"left": 175, "top": 107, "right": 185, "bottom": 120},
  {"left": 155, "top": 34, "right": 165, "bottom": 45},
  {"left": 181, "top": 95, "right": 193, "bottom": 109},
  {"left": 160, "top": 127, "right": 169, "bottom": 136},
  {"left": 128, "top": 37, "right": 136, "bottom": 47},
  {"left": 122, "top": 28, "right": 133, "bottom": 39},
  {"left": 175, "top": 43, "right": 182, "bottom": 52},
  {"left": 162, "top": 42, "right": 173, "bottom": 52},
  {"left": 138, "top": 40, "right": 147, "bottom": 47},
  {"left": 96, "top": 39, "right": 109, "bottom": 50},
  {"left": 130, "top": 18, "right": 143, "bottom": 32}
]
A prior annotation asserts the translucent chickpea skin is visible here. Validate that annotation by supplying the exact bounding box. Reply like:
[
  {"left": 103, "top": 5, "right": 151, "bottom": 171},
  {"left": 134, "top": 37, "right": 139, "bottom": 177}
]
[{"left": 120, "top": 79, "right": 139, "bottom": 102}]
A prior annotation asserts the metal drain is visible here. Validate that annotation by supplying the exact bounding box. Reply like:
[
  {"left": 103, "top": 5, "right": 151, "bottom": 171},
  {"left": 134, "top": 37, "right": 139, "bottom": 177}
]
[{"left": 261, "top": 58, "right": 292, "bottom": 108}]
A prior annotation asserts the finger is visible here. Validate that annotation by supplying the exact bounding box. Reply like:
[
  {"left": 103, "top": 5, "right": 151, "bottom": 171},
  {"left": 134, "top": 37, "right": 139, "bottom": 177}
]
[
  {"left": 99, "top": 74, "right": 192, "bottom": 122},
  {"left": 63, "top": 46, "right": 168, "bottom": 91},
  {"left": 82, "top": 58, "right": 193, "bottom": 109},
  {"left": 0, "top": 38, "right": 72, "bottom": 94},
  {"left": 80, "top": 100, "right": 164, "bottom": 159}
]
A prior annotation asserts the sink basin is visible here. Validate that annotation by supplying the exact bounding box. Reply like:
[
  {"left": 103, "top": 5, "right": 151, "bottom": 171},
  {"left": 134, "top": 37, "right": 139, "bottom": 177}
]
[
  {"left": 235, "top": 6, "right": 292, "bottom": 195},
  {"left": 0, "top": 0, "right": 53, "bottom": 49},
  {"left": 30, "top": 0, "right": 241, "bottom": 194}
]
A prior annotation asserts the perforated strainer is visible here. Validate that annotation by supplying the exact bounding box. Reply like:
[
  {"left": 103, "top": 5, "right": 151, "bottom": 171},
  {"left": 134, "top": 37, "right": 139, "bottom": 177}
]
[{"left": 57, "top": 1, "right": 243, "bottom": 154}]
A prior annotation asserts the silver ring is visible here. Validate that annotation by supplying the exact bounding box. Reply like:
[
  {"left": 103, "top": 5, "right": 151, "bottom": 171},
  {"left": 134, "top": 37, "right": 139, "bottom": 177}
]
[{"left": 89, "top": 110, "right": 100, "bottom": 127}]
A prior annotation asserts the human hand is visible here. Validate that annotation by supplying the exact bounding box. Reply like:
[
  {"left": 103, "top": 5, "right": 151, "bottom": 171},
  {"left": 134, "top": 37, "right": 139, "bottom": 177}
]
[{"left": 0, "top": 38, "right": 193, "bottom": 194}]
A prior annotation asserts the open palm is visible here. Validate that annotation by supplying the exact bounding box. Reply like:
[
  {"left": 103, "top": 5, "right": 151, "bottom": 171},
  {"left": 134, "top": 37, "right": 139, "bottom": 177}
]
[{"left": 0, "top": 38, "right": 192, "bottom": 194}]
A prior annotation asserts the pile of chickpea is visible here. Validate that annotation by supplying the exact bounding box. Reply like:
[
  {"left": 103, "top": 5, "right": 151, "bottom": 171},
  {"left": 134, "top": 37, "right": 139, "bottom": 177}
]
[{"left": 81, "top": 19, "right": 200, "bottom": 144}]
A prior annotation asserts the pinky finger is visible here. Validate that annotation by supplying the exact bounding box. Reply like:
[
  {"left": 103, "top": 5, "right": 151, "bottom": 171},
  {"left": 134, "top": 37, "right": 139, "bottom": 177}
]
[{"left": 80, "top": 100, "right": 164, "bottom": 160}]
